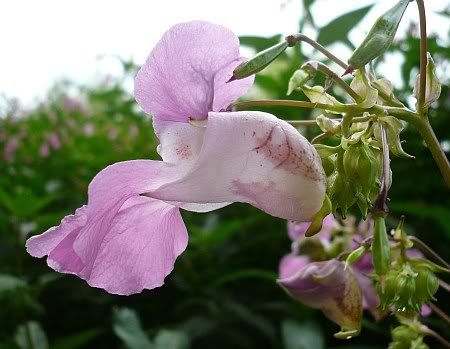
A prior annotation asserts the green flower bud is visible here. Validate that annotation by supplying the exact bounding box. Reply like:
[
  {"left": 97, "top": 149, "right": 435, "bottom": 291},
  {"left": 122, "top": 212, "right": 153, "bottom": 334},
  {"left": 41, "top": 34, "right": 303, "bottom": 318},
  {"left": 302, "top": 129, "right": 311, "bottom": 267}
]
[
  {"left": 230, "top": 41, "right": 289, "bottom": 81},
  {"left": 287, "top": 67, "right": 315, "bottom": 95},
  {"left": 389, "top": 324, "right": 429, "bottom": 349},
  {"left": 372, "top": 216, "right": 391, "bottom": 277},
  {"left": 413, "top": 53, "right": 442, "bottom": 110},
  {"left": 348, "top": 0, "right": 412, "bottom": 69},
  {"left": 377, "top": 259, "right": 441, "bottom": 312},
  {"left": 314, "top": 144, "right": 339, "bottom": 176},
  {"left": 345, "top": 245, "right": 367, "bottom": 269},
  {"left": 342, "top": 142, "right": 381, "bottom": 217},
  {"left": 374, "top": 116, "right": 414, "bottom": 159},
  {"left": 316, "top": 114, "right": 341, "bottom": 134}
]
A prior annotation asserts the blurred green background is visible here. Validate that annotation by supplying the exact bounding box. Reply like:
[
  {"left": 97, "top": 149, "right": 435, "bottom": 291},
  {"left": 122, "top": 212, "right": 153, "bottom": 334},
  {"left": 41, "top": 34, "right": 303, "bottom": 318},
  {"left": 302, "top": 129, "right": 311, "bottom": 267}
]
[{"left": 1, "top": 2, "right": 449, "bottom": 348}]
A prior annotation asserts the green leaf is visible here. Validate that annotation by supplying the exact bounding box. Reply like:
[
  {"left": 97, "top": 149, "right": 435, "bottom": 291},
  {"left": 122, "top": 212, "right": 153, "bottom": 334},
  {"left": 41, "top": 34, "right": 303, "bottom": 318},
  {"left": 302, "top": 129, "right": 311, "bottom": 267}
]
[
  {"left": 317, "top": 4, "right": 374, "bottom": 47},
  {"left": 239, "top": 35, "right": 282, "bottom": 52},
  {"left": 153, "top": 330, "right": 190, "bottom": 349},
  {"left": 0, "top": 274, "right": 26, "bottom": 293},
  {"left": 282, "top": 320, "right": 324, "bottom": 349},
  {"left": 112, "top": 307, "right": 153, "bottom": 349},
  {"left": 52, "top": 329, "right": 101, "bottom": 349},
  {"left": 14, "top": 322, "right": 49, "bottom": 349}
]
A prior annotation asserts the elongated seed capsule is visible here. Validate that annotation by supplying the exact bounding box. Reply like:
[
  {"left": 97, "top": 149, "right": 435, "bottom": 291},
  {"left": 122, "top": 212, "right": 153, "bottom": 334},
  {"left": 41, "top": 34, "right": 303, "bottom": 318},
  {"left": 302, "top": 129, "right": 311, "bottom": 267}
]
[
  {"left": 372, "top": 216, "right": 391, "bottom": 276},
  {"left": 228, "top": 41, "right": 289, "bottom": 81},
  {"left": 347, "top": 0, "right": 412, "bottom": 71}
]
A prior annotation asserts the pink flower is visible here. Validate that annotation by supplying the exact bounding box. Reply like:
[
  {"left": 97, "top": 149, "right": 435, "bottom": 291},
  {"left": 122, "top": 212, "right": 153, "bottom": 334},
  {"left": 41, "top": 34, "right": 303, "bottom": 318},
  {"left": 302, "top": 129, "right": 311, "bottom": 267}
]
[
  {"left": 26, "top": 21, "right": 325, "bottom": 295},
  {"left": 3, "top": 137, "right": 20, "bottom": 162},
  {"left": 279, "top": 215, "right": 379, "bottom": 326},
  {"left": 39, "top": 143, "right": 50, "bottom": 158},
  {"left": 48, "top": 133, "right": 61, "bottom": 149},
  {"left": 279, "top": 259, "right": 363, "bottom": 338}
]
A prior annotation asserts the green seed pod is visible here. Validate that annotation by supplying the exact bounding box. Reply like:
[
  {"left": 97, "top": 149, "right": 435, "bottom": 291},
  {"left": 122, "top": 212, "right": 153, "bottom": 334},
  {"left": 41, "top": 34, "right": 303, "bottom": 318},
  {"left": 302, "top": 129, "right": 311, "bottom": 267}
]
[
  {"left": 372, "top": 216, "right": 390, "bottom": 276},
  {"left": 230, "top": 41, "right": 289, "bottom": 81},
  {"left": 348, "top": 0, "right": 412, "bottom": 69}
]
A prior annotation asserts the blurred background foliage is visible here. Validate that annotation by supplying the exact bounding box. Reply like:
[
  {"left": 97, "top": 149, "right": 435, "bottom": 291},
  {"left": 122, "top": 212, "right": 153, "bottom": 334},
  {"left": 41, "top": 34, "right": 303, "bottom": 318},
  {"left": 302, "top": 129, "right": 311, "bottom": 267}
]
[{"left": 1, "top": 1, "right": 449, "bottom": 348}]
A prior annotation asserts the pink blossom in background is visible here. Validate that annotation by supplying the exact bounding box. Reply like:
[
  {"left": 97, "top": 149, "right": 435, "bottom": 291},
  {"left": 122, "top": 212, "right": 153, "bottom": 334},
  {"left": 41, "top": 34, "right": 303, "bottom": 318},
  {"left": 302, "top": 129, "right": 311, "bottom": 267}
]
[
  {"left": 39, "top": 143, "right": 50, "bottom": 158},
  {"left": 3, "top": 137, "right": 20, "bottom": 162},
  {"left": 107, "top": 127, "right": 118, "bottom": 140},
  {"left": 26, "top": 21, "right": 325, "bottom": 295},
  {"left": 279, "top": 214, "right": 380, "bottom": 327},
  {"left": 83, "top": 123, "right": 95, "bottom": 136},
  {"left": 48, "top": 133, "right": 61, "bottom": 149}
]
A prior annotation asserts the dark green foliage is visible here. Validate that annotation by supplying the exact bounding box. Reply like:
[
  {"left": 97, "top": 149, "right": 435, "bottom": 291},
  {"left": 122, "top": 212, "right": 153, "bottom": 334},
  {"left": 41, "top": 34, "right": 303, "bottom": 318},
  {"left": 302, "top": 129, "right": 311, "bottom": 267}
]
[{"left": 0, "top": 4, "right": 449, "bottom": 349}]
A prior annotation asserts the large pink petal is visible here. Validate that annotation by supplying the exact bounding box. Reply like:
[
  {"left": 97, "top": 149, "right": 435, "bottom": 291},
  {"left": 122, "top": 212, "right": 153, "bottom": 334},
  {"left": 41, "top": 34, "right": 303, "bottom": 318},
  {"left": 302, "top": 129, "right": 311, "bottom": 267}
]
[
  {"left": 26, "top": 161, "right": 188, "bottom": 295},
  {"left": 150, "top": 111, "right": 326, "bottom": 221},
  {"left": 135, "top": 21, "right": 252, "bottom": 123}
]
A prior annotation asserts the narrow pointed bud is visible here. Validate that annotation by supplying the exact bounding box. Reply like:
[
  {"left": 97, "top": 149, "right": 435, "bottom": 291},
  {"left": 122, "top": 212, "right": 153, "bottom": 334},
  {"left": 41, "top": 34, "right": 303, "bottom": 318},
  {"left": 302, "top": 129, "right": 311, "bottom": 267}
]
[
  {"left": 372, "top": 216, "right": 390, "bottom": 277},
  {"left": 230, "top": 41, "right": 289, "bottom": 81},
  {"left": 287, "top": 68, "right": 315, "bottom": 95},
  {"left": 348, "top": 0, "right": 412, "bottom": 69},
  {"left": 413, "top": 53, "right": 442, "bottom": 110},
  {"left": 345, "top": 246, "right": 367, "bottom": 270}
]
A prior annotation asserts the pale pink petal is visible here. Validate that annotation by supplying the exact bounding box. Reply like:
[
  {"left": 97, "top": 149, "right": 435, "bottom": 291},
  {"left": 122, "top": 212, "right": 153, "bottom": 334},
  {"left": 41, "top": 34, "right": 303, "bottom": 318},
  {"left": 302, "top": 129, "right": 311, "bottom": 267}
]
[
  {"left": 135, "top": 21, "right": 248, "bottom": 122},
  {"left": 150, "top": 111, "right": 326, "bottom": 221},
  {"left": 421, "top": 304, "right": 432, "bottom": 317},
  {"left": 26, "top": 206, "right": 88, "bottom": 258},
  {"left": 213, "top": 59, "right": 254, "bottom": 112},
  {"left": 87, "top": 196, "right": 188, "bottom": 295},
  {"left": 26, "top": 160, "right": 188, "bottom": 295},
  {"left": 278, "top": 254, "right": 310, "bottom": 279}
]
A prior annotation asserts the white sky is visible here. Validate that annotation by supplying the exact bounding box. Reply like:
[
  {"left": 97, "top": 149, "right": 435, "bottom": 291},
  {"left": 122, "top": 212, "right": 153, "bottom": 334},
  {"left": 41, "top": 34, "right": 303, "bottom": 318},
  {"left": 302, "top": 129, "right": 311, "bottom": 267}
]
[{"left": 0, "top": 0, "right": 448, "bottom": 106}]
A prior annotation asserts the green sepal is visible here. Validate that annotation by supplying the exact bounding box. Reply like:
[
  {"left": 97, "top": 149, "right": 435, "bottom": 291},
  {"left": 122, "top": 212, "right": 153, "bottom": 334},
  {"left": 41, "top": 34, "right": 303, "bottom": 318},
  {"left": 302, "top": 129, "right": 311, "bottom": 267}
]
[{"left": 304, "top": 195, "right": 332, "bottom": 237}]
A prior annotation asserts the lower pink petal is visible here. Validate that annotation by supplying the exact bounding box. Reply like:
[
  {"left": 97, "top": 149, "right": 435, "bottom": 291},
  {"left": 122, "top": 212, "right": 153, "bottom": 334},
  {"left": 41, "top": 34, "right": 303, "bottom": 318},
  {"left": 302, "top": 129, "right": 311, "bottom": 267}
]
[{"left": 26, "top": 160, "right": 188, "bottom": 295}]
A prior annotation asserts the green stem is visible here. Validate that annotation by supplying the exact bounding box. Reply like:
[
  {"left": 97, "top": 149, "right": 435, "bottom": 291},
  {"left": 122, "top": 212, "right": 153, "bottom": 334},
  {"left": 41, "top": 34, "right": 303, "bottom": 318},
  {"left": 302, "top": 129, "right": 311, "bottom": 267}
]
[
  {"left": 286, "top": 115, "right": 370, "bottom": 126},
  {"left": 303, "top": 61, "right": 362, "bottom": 102},
  {"left": 285, "top": 34, "right": 348, "bottom": 69},
  {"left": 232, "top": 99, "right": 349, "bottom": 113},
  {"left": 415, "top": 0, "right": 428, "bottom": 115},
  {"left": 412, "top": 117, "right": 450, "bottom": 188}
]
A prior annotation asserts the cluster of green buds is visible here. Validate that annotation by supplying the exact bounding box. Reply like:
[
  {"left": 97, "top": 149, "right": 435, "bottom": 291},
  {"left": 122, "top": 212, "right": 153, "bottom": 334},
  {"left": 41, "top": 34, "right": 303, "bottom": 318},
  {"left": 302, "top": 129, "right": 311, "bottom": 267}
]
[
  {"left": 372, "top": 218, "right": 448, "bottom": 313},
  {"left": 377, "top": 259, "right": 441, "bottom": 312},
  {"left": 389, "top": 320, "right": 429, "bottom": 349}
]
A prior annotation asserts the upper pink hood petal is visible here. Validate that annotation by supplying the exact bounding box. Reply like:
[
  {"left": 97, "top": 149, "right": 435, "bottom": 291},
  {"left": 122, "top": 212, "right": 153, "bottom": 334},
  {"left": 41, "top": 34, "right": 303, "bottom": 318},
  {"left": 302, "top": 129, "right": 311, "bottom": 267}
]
[{"left": 135, "top": 21, "right": 253, "bottom": 123}]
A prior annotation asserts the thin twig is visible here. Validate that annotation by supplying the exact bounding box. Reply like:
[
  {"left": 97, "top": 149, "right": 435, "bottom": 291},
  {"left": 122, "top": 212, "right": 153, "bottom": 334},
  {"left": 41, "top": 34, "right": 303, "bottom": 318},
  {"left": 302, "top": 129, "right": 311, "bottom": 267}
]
[
  {"left": 302, "top": 61, "right": 362, "bottom": 103},
  {"left": 428, "top": 303, "right": 450, "bottom": 326},
  {"left": 232, "top": 99, "right": 349, "bottom": 113},
  {"left": 285, "top": 34, "right": 348, "bottom": 69},
  {"left": 286, "top": 115, "right": 371, "bottom": 127},
  {"left": 409, "top": 236, "right": 450, "bottom": 269},
  {"left": 415, "top": 0, "right": 427, "bottom": 114},
  {"left": 423, "top": 327, "right": 450, "bottom": 349},
  {"left": 439, "top": 279, "right": 450, "bottom": 293},
  {"left": 311, "top": 132, "right": 331, "bottom": 144}
]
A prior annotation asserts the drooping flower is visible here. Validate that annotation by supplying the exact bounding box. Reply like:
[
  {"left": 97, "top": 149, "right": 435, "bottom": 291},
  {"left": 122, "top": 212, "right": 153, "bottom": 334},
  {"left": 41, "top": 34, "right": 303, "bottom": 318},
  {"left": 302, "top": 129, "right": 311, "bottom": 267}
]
[
  {"left": 278, "top": 215, "right": 375, "bottom": 334},
  {"left": 26, "top": 21, "right": 326, "bottom": 295},
  {"left": 279, "top": 259, "right": 363, "bottom": 338}
]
